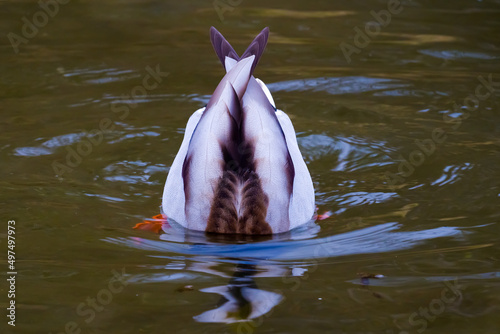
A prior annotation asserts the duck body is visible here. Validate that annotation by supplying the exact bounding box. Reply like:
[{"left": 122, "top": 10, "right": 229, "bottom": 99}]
[{"left": 162, "top": 27, "right": 315, "bottom": 234}]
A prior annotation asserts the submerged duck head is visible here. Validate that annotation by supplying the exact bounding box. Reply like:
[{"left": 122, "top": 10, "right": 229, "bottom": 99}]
[{"left": 162, "top": 27, "right": 315, "bottom": 235}]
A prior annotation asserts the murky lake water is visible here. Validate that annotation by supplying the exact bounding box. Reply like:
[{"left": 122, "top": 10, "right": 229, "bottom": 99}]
[{"left": 1, "top": 0, "right": 500, "bottom": 333}]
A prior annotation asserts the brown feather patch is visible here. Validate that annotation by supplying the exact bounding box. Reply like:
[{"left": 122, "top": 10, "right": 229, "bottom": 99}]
[{"left": 206, "top": 170, "right": 272, "bottom": 235}]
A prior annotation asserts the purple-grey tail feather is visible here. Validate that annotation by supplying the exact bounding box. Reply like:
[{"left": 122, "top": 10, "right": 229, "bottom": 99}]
[
  {"left": 209, "top": 26, "right": 269, "bottom": 74},
  {"left": 240, "top": 27, "right": 269, "bottom": 74},
  {"left": 210, "top": 26, "right": 239, "bottom": 70}
]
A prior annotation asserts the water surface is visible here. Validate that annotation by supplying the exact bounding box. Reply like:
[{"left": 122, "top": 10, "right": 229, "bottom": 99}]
[{"left": 1, "top": 0, "right": 500, "bottom": 333}]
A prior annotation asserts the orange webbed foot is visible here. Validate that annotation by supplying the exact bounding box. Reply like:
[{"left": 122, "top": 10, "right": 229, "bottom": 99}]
[
  {"left": 316, "top": 211, "right": 333, "bottom": 220},
  {"left": 133, "top": 214, "right": 169, "bottom": 234},
  {"left": 315, "top": 206, "right": 333, "bottom": 221}
]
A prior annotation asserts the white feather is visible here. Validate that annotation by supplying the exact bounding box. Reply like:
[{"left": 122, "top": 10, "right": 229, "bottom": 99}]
[{"left": 162, "top": 107, "right": 204, "bottom": 226}]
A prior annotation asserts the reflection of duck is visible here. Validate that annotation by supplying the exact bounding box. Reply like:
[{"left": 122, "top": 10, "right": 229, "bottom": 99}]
[
  {"left": 193, "top": 264, "right": 283, "bottom": 323},
  {"left": 162, "top": 27, "right": 315, "bottom": 235}
]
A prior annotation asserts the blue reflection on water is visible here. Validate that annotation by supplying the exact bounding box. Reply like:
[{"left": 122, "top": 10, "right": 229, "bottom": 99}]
[
  {"left": 105, "top": 221, "right": 467, "bottom": 261},
  {"left": 267, "top": 76, "right": 410, "bottom": 95}
]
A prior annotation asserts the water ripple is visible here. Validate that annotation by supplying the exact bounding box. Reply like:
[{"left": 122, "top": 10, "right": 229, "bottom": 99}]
[
  {"left": 299, "top": 134, "right": 392, "bottom": 171},
  {"left": 103, "top": 160, "right": 168, "bottom": 185},
  {"left": 267, "top": 77, "right": 410, "bottom": 95},
  {"left": 62, "top": 67, "right": 141, "bottom": 85},
  {"left": 335, "top": 191, "right": 397, "bottom": 206},
  {"left": 13, "top": 132, "right": 87, "bottom": 157},
  {"left": 431, "top": 163, "right": 473, "bottom": 187},
  {"left": 419, "top": 49, "right": 499, "bottom": 60},
  {"left": 105, "top": 222, "right": 469, "bottom": 262}
]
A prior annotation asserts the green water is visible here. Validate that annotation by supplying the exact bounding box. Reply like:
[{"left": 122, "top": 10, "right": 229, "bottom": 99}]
[{"left": 1, "top": 0, "right": 500, "bottom": 333}]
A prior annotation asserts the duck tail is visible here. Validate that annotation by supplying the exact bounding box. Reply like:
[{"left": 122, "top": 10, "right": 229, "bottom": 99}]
[
  {"left": 210, "top": 27, "right": 269, "bottom": 74},
  {"left": 210, "top": 26, "right": 239, "bottom": 70},
  {"left": 240, "top": 27, "right": 269, "bottom": 74}
]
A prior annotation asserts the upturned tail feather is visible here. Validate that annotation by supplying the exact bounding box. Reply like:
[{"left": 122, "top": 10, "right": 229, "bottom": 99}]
[{"left": 210, "top": 26, "right": 269, "bottom": 74}]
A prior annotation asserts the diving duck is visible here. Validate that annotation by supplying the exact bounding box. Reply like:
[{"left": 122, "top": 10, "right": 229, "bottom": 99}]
[{"left": 162, "top": 27, "right": 315, "bottom": 235}]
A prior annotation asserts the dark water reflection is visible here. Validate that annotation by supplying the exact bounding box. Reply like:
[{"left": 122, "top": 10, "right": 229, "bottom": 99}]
[{"left": 2, "top": 0, "right": 500, "bottom": 333}]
